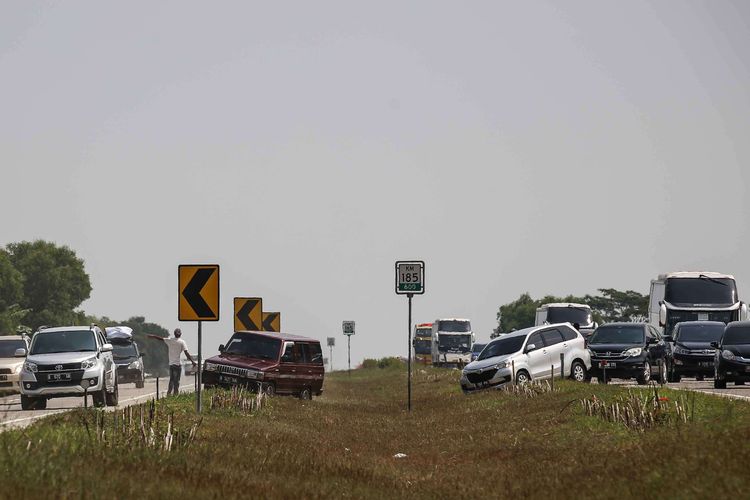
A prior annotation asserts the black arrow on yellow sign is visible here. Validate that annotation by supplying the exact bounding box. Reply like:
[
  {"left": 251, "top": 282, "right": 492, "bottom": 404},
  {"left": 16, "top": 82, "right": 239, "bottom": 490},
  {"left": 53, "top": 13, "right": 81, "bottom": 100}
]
[
  {"left": 234, "top": 297, "right": 263, "bottom": 331},
  {"left": 262, "top": 312, "right": 281, "bottom": 333},
  {"left": 179, "top": 265, "right": 220, "bottom": 321}
]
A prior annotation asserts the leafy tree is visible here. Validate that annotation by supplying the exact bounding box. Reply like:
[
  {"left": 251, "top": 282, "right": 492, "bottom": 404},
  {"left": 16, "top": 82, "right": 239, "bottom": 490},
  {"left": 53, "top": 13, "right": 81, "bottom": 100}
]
[
  {"left": 6, "top": 240, "right": 92, "bottom": 329},
  {"left": 0, "top": 249, "right": 25, "bottom": 334},
  {"left": 495, "top": 293, "right": 537, "bottom": 333}
]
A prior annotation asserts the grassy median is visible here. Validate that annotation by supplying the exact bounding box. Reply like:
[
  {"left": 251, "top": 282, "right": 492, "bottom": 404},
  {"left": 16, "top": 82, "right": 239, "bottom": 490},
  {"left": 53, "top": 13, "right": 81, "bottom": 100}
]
[{"left": 2, "top": 365, "right": 750, "bottom": 499}]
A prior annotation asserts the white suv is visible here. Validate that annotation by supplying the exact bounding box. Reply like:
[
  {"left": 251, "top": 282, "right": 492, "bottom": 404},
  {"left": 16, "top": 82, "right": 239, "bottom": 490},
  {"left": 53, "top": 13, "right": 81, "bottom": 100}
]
[
  {"left": 460, "top": 323, "right": 591, "bottom": 393},
  {"left": 19, "top": 325, "right": 119, "bottom": 410}
]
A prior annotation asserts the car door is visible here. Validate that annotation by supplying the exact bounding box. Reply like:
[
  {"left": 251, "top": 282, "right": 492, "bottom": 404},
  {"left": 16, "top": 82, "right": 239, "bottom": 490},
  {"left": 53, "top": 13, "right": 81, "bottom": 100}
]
[
  {"left": 540, "top": 328, "right": 566, "bottom": 378},
  {"left": 305, "top": 343, "right": 325, "bottom": 393},
  {"left": 524, "top": 331, "right": 549, "bottom": 379},
  {"left": 97, "top": 330, "right": 114, "bottom": 390},
  {"left": 277, "top": 342, "right": 297, "bottom": 394}
]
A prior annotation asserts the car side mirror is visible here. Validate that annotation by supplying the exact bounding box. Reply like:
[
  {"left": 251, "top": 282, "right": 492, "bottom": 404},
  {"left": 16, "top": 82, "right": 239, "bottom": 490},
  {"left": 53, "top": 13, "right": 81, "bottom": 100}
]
[
  {"left": 14, "top": 348, "right": 27, "bottom": 357},
  {"left": 525, "top": 343, "right": 536, "bottom": 353},
  {"left": 219, "top": 344, "right": 226, "bottom": 353},
  {"left": 710, "top": 342, "right": 719, "bottom": 349},
  {"left": 659, "top": 304, "right": 667, "bottom": 327},
  {"left": 647, "top": 338, "right": 658, "bottom": 345},
  {"left": 140, "top": 352, "right": 146, "bottom": 358},
  {"left": 101, "top": 343, "right": 113, "bottom": 352}
]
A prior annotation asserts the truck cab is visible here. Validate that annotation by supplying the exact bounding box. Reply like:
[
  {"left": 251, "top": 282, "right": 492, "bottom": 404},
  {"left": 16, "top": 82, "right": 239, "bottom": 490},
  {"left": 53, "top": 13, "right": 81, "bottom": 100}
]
[
  {"left": 535, "top": 303, "right": 597, "bottom": 338},
  {"left": 649, "top": 272, "right": 748, "bottom": 336},
  {"left": 431, "top": 318, "right": 474, "bottom": 367}
]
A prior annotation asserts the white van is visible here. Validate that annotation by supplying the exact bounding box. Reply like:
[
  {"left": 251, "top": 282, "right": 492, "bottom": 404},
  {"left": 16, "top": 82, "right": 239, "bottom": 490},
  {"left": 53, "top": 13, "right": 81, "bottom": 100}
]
[{"left": 460, "top": 323, "right": 591, "bottom": 393}]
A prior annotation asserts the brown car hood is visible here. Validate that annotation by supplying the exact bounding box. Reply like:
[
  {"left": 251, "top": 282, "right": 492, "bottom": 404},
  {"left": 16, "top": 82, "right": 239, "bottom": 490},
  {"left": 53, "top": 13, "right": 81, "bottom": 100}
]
[{"left": 206, "top": 353, "right": 277, "bottom": 371}]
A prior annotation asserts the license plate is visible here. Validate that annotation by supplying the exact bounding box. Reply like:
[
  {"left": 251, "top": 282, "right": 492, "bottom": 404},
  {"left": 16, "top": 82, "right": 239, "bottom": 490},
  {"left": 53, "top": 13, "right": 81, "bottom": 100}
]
[
  {"left": 49, "top": 373, "right": 71, "bottom": 382},
  {"left": 699, "top": 362, "right": 713, "bottom": 367},
  {"left": 599, "top": 361, "right": 616, "bottom": 369},
  {"left": 219, "top": 375, "right": 238, "bottom": 384},
  {"left": 0, "top": 375, "right": 6, "bottom": 381}
]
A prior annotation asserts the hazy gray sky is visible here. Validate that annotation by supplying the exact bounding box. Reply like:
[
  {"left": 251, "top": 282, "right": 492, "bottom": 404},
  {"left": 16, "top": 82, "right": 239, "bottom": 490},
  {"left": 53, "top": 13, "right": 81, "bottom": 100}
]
[{"left": 2, "top": 1, "right": 749, "bottom": 368}]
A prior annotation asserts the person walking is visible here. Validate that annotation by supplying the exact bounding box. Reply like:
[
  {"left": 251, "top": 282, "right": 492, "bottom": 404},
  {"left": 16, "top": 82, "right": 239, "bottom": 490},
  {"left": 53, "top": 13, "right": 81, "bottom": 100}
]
[{"left": 147, "top": 328, "right": 197, "bottom": 396}]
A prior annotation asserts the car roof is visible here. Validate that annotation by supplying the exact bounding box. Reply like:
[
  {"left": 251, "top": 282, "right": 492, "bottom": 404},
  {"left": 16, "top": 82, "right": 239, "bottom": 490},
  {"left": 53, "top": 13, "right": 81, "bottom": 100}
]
[
  {"left": 36, "top": 326, "right": 97, "bottom": 333},
  {"left": 539, "top": 302, "right": 590, "bottom": 309},
  {"left": 0, "top": 335, "right": 25, "bottom": 340},
  {"left": 675, "top": 321, "right": 726, "bottom": 328},
  {"left": 661, "top": 271, "right": 735, "bottom": 280},
  {"left": 494, "top": 323, "right": 574, "bottom": 341},
  {"left": 725, "top": 321, "right": 750, "bottom": 330},
  {"left": 596, "top": 322, "right": 647, "bottom": 328},
  {"left": 233, "top": 330, "right": 320, "bottom": 343}
]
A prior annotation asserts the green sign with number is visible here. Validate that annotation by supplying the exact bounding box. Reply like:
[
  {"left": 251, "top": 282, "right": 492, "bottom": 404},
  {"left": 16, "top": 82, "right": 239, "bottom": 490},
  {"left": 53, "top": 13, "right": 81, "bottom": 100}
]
[{"left": 395, "top": 261, "right": 425, "bottom": 295}]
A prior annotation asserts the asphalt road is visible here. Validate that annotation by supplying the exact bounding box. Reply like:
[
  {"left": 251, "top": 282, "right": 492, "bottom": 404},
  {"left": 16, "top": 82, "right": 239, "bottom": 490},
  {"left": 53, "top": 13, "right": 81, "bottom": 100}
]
[
  {"left": 0, "top": 374, "right": 197, "bottom": 429},
  {"left": 599, "top": 375, "right": 750, "bottom": 400}
]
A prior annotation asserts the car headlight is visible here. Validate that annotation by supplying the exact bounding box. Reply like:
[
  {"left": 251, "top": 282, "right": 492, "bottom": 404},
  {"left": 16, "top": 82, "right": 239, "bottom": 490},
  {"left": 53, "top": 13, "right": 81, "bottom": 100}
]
[
  {"left": 722, "top": 350, "right": 736, "bottom": 361},
  {"left": 15, "top": 364, "right": 22, "bottom": 374},
  {"left": 128, "top": 360, "right": 141, "bottom": 369},
  {"left": 81, "top": 357, "right": 98, "bottom": 370},
  {"left": 204, "top": 362, "right": 217, "bottom": 371},
  {"left": 493, "top": 360, "right": 511, "bottom": 369},
  {"left": 674, "top": 346, "right": 690, "bottom": 355},
  {"left": 24, "top": 361, "right": 37, "bottom": 373},
  {"left": 623, "top": 347, "right": 643, "bottom": 357}
]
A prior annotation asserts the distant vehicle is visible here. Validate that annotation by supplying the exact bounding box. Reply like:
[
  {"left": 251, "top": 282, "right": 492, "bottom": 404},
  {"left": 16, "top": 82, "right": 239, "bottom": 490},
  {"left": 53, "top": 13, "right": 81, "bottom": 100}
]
[
  {"left": 412, "top": 323, "right": 433, "bottom": 365},
  {"left": 19, "top": 325, "right": 119, "bottom": 410},
  {"left": 183, "top": 361, "right": 198, "bottom": 376},
  {"left": 106, "top": 326, "right": 145, "bottom": 389},
  {"left": 203, "top": 331, "right": 324, "bottom": 400},
  {"left": 535, "top": 303, "right": 597, "bottom": 337},
  {"left": 665, "top": 321, "right": 724, "bottom": 382},
  {"left": 649, "top": 271, "right": 748, "bottom": 336},
  {"left": 587, "top": 323, "right": 668, "bottom": 385},
  {"left": 432, "top": 319, "right": 474, "bottom": 367},
  {"left": 470, "top": 343, "right": 487, "bottom": 362},
  {"left": 0, "top": 335, "right": 30, "bottom": 394},
  {"left": 460, "top": 323, "right": 591, "bottom": 393},
  {"left": 712, "top": 321, "right": 750, "bottom": 389}
]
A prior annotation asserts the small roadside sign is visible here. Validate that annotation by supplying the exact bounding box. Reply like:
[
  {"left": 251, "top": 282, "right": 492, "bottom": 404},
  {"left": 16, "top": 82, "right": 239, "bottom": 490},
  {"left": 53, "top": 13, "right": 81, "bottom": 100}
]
[
  {"left": 234, "top": 297, "right": 263, "bottom": 331},
  {"left": 327, "top": 337, "right": 336, "bottom": 346},
  {"left": 342, "top": 321, "right": 355, "bottom": 336},
  {"left": 395, "top": 261, "right": 425, "bottom": 295},
  {"left": 262, "top": 312, "right": 281, "bottom": 333},
  {"left": 179, "top": 265, "right": 220, "bottom": 321}
]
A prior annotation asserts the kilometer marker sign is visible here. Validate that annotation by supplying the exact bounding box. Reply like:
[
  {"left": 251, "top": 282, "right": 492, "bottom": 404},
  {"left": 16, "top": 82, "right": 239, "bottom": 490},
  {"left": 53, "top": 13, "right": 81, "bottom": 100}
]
[{"left": 395, "top": 261, "right": 425, "bottom": 295}]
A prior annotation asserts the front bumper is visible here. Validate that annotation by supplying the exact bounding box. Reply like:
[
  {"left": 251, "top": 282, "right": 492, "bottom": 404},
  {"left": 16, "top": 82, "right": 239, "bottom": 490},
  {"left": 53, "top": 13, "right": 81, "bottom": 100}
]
[
  {"left": 672, "top": 353, "right": 714, "bottom": 375},
  {"left": 117, "top": 367, "right": 143, "bottom": 383},
  {"left": 0, "top": 373, "right": 21, "bottom": 393},
  {"left": 589, "top": 355, "right": 647, "bottom": 379},
  {"left": 717, "top": 358, "right": 750, "bottom": 380},
  {"left": 20, "top": 368, "right": 104, "bottom": 398},
  {"left": 460, "top": 367, "right": 513, "bottom": 393},
  {"left": 202, "top": 370, "right": 263, "bottom": 390}
]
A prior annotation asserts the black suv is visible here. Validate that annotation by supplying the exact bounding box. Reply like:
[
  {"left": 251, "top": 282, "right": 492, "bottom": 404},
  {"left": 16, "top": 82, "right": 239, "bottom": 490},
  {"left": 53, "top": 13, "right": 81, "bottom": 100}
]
[
  {"left": 587, "top": 323, "right": 668, "bottom": 384},
  {"left": 665, "top": 321, "right": 723, "bottom": 382},
  {"left": 712, "top": 321, "right": 750, "bottom": 389},
  {"left": 111, "top": 338, "right": 145, "bottom": 388}
]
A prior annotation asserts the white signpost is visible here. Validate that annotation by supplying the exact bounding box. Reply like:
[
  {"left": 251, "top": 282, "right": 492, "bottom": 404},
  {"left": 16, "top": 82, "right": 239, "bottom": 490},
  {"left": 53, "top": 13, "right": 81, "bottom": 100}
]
[
  {"left": 326, "top": 337, "right": 335, "bottom": 372},
  {"left": 395, "top": 260, "right": 425, "bottom": 412},
  {"left": 342, "top": 321, "right": 355, "bottom": 375}
]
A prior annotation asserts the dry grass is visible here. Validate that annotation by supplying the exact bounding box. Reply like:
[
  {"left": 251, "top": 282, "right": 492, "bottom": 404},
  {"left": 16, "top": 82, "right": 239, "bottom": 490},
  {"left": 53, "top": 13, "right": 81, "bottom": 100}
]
[{"left": 2, "top": 365, "right": 750, "bottom": 499}]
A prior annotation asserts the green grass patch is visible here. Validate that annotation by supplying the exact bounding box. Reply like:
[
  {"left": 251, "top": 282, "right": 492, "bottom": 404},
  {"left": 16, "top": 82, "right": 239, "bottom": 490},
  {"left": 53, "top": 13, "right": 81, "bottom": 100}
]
[{"left": 2, "top": 368, "right": 749, "bottom": 498}]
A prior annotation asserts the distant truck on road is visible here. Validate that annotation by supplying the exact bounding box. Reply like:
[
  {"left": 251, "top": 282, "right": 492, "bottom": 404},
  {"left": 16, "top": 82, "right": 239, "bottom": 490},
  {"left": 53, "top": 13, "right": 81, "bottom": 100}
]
[
  {"left": 413, "top": 323, "right": 433, "bottom": 365},
  {"left": 649, "top": 271, "right": 748, "bottom": 336},
  {"left": 431, "top": 318, "right": 474, "bottom": 367},
  {"left": 535, "top": 303, "right": 597, "bottom": 337}
]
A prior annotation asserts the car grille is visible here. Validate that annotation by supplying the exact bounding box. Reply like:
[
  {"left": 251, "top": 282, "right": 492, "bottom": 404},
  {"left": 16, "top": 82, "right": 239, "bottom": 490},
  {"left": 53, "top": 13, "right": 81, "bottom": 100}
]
[
  {"left": 214, "top": 364, "right": 258, "bottom": 379},
  {"left": 0, "top": 382, "right": 12, "bottom": 388},
  {"left": 467, "top": 369, "right": 498, "bottom": 384},
  {"left": 591, "top": 352, "right": 626, "bottom": 361},
  {"left": 37, "top": 363, "right": 82, "bottom": 372},
  {"left": 0, "top": 368, "right": 12, "bottom": 375}
]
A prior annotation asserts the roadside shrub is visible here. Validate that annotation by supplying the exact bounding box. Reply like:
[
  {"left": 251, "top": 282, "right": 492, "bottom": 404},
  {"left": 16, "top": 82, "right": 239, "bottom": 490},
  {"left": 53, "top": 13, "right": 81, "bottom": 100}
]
[{"left": 360, "top": 357, "right": 405, "bottom": 369}]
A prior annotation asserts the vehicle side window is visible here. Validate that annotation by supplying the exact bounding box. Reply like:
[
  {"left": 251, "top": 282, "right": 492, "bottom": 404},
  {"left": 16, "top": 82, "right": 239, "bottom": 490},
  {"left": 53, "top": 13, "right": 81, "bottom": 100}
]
[
  {"left": 299, "top": 343, "right": 311, "bottom": 363},
  {"left": 526, "top": 332, "right": 544, "bottom": 351},
  {"left": 645, "top": 327, "right": 655, "bottom": 342},
  {"left": 96, "top": 332, "right": 105, "bottom": 348},
  {"left": 540, "top": 329, "right": 564, "bottom": 346},
  {"left": 281, "top": 344, "right": 294, "bottom": 362},
  {"left": 309, "top": 343, "right": 323, "bottom": 365},
  {"left": 559, "top": 326, "right": 577, "bottom": 342}
]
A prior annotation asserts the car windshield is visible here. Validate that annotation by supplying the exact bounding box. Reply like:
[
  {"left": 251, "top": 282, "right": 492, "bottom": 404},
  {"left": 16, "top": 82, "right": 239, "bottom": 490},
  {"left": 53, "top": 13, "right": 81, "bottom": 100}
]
[
  {"left": 413, "top": 338, "right": 431, "bottom": 354},
  {"left": 30, "top": 330, "right": 97, "bottom": 354},
  {"left": 722, "top": 327, "right": 750, "bottom": 345},
  {"left": 478, "top": 336, "right": 525, "bottom": 360},
  {"left": 112, "top": 342, "right": 138, "bottom": 359},
  {"left": 437, "top": 320, "right": 471, "bottom": 332},
  {"left": 675, "top": 324, "right": 724, "bottom": 343},
  {"left": 0, "top": 340, "right": 25, "bottom": 358},
  {"left": 589, "top": 326, "right": 644, "bottom": 345},
  {"left": 223, "top": 333, "right": 281, "bottom": 360},
  {"left": 472, "top": 343, "right": 487, "bottom": 354},
  {"left": 438, "top": 334, "right": 471, "bottom": 352},
  {"left": 665, "top": 277, "right": 737, "bottom": 306},
  {"left": 546, "top": 307, "right": 592, "bottom": 325}
]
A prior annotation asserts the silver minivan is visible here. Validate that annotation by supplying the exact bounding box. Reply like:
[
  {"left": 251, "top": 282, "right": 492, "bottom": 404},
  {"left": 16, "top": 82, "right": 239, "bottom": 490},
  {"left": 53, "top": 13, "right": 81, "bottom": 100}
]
[{"left": 460, "top": 323, "right": 591, "bottom": 393}]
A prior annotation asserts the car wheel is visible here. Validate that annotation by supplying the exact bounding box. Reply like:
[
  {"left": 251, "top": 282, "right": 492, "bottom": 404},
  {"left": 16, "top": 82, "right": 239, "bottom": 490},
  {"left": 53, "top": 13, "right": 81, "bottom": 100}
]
[
  {"left": 106, "top": 380, "right": 119, "bottom": 407},
  {"left": 636, "top": 361, "right": 651, "bottom": 385},
  {"left": 735, "top": 380, "right": 746, "bottom": 386},
  {"left": 695, "top": 375, "right": 704, "bottom": 381},
  {"left": 515, "top": 370, "right": 530, "bottom": 385},
  {"left": 93, "top": 387, "right": 107, "bottom": 408},
  {"left": 657, "top": 360, "right": 668, "bottom": 384},
  {"left": 714, "top": 377, "right": 727, "bottom": 389},
  {"left": 264, "top": 382, "right": 276, "bottom": 397},
  {"left": 570, "top": 361, "right": 587, "bottom": 383},
  {"left": 20, "top": 395, "right": 45, "bottom": 411},
  {"left": 135, "top": 376, "right": 145, "bottom": 389},
  {"left": 299, "top": 387, "right": 312, "bottom": 400},
  {"left": 668, "top": 366, "right": 681, "bottom": 383}
]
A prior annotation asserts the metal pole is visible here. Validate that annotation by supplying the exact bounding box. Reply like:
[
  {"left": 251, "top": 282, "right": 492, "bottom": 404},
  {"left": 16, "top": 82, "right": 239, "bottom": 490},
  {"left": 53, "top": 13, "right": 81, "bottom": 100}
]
[
  {"left": 348, "top": 335, "right": 351, "bottom": 376},
  {"left": 156, "top": 376, "right": 159, "bottom": 401},
  {"left": 408, "top": 293, "right": 413, "bottom": 412},
  {"left": 197, "top": 320, "right": 202, "bottom": 413},
  {"left": 560, "top": 353, "right": 565, "bottom": 379}
]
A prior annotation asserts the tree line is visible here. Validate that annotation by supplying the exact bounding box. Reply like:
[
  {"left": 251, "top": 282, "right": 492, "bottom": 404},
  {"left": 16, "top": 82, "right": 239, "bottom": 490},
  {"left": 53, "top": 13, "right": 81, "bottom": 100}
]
[
  {"left": 0, "top": 240, "right": 171, "bottom": 375},
  {"left": 495, "top": 288, "right": 649, "bottom": 333}
]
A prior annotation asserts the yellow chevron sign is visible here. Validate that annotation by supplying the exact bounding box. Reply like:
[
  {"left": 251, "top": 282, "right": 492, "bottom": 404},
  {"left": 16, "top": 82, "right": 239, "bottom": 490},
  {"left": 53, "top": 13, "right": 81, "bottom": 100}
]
[
  {"left": 262, "top": 312, "right": 281, "bottom": 333},
  {"left": 233, "top": 297, "right": 263, "bottom": 331},
  {"left": 178, "top": 265, "right": 220, "bottom": 321}
]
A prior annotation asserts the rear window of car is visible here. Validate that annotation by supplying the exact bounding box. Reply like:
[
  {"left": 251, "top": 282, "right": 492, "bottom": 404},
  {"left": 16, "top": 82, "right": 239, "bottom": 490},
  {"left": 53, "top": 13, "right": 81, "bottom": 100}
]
[
  {"left": 309, "top": 343, "right": 323, "bottom": 365},
  {"left": 723, "top": 326, "right": 750, "bottom": 345}
]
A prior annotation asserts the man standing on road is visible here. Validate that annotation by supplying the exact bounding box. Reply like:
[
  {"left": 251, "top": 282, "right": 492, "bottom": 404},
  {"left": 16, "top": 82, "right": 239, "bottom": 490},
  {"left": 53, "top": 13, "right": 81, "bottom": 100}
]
[{"left": 147, "top": 329, "right": 197, "bottom": 396}]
